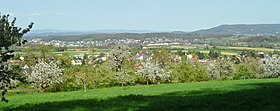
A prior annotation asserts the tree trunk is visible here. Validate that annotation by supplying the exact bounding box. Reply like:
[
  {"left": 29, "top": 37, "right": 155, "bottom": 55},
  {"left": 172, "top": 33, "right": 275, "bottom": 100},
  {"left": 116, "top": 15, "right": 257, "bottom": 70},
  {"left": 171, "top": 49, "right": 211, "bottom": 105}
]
[
  {"left": 81, "top": 79, "right": 86, "bottom": 93},
  {"left": 84, "top": 83, "right": 87, "bottom": 93},
  {"left": 39, "top": 84, "right": 47, "bottom": 92}
]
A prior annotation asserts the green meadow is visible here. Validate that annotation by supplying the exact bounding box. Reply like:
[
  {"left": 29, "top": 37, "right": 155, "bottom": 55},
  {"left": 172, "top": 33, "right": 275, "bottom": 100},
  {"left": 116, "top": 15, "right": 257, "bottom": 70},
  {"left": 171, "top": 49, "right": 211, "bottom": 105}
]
[{"left": 1, "top": 78, "right": 280, "bottom": 111}]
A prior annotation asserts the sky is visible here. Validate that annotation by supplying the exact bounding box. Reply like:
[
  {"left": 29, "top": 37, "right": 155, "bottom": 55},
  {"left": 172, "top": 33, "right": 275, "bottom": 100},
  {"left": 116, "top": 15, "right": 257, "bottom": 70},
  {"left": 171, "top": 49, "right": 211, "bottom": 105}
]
[{"left": 1, "top": 0, "right": 280, "bottom": 32}]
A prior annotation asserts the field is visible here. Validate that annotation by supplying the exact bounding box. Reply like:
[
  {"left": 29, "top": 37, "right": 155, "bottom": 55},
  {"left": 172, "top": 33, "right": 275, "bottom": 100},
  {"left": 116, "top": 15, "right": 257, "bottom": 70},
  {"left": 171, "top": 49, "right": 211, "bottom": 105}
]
[
  {"left": 218, "top": 46, "right": 280, "bottom": 52},
  {"left": 1, "top": 78, "right": 280, "bottom": 111}
]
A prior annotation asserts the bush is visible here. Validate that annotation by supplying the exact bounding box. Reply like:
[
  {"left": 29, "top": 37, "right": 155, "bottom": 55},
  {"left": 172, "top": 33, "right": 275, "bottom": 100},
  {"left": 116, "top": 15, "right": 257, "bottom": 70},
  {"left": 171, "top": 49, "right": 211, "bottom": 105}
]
[
  {"left": 172, "top": 60, "right": 208, "bottom": 83},
  {"left": 92, "top": 62, "right": 118, "bottom": 88},
  {"left": 235, "top": 64, "right": 253, "bottom": 79}
]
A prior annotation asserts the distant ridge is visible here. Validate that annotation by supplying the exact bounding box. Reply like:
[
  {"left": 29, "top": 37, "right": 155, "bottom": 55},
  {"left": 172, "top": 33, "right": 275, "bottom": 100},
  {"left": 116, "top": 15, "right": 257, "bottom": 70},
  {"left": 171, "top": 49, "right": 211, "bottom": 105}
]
[
  {"left": 25, "top": 24, "right": 280, "bottom": 41},
  {"left": 25, "top": 29, "right": 170, "bottom": 37},
  {"left": 190, "top": 24, "right": 280, "bottom": 35}
]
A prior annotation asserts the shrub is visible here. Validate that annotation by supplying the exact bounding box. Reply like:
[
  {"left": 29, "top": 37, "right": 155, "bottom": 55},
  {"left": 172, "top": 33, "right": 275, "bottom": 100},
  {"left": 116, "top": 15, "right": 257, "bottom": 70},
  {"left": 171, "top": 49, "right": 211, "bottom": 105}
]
[
  {"left": 235, "top": 64, "right": 253, "bottom": 79},
  {"left": 172, "top": 60, "right": 208, "bottom": 83}
]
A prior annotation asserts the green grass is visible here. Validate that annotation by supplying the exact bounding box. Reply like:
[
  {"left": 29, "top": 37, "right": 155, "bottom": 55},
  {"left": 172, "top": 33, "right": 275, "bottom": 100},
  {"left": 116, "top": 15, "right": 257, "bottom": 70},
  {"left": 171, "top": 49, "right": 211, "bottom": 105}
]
[{"left": 1, "top": 78, "right": 280, "bottom": 111}]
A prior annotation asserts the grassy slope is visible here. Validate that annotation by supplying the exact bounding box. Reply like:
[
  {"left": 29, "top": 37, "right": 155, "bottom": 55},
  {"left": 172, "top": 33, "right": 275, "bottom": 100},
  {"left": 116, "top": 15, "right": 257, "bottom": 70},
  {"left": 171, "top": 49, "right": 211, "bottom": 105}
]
[{"left": 1, "top": 78, "right": 280, "bottom": 111}]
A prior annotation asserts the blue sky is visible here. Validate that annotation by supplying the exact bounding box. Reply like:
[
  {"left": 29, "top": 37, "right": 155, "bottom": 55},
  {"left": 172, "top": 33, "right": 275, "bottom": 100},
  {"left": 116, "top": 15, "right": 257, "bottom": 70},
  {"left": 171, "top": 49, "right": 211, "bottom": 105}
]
[{"left": 1, "top": 0, "right": 280, "bottom": 31}]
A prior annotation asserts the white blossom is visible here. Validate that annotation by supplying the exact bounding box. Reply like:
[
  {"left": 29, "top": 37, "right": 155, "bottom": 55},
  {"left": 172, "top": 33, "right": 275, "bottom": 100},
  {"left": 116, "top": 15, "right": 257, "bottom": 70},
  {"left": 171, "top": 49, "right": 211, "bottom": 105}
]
[
  {"left": 137, "top": 62, "right": 170, "bottom": 84},
  {"left": 108, "top": 44, "right": 129, "bottom": 72},
  {"left": 23, "top": 60, "right": 63, "bottom": 91},
  {"left": 263, "top": 56, "right": 280, "bottom": 77}
]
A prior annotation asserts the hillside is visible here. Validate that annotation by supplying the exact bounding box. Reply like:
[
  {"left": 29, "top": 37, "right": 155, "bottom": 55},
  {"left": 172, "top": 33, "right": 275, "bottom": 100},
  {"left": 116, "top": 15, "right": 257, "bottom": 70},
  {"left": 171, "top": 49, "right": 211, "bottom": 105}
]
[
  {"left": 28, "top": 33, "right": 205, "bottom": 41},
  {"left": 1, "top": 79, "right": 280, "bottom": 111},
  {"left": 25, "top": 24, "right": 280, "bottom": 41},
  {"left": 191, "top": 24, "right": 280, "bottom": 35}
]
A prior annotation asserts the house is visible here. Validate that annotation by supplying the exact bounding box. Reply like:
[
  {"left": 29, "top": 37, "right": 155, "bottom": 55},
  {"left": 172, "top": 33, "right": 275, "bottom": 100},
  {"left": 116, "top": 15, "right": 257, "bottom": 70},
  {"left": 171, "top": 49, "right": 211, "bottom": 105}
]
[
  {"left": 73, "top": 54, "right": 85, "bottom": 60},
  {"left": 191, "top": 58, "right": 198, "bottom": 62},
  {"left": 71, "top": 60, "right": 82, "bottom": 65},
  {"left": 187, "top": 55, "right": 193, "bottom": 60},
  {"left": 135, "top": 51, "right": 152, "bottom": 61}
]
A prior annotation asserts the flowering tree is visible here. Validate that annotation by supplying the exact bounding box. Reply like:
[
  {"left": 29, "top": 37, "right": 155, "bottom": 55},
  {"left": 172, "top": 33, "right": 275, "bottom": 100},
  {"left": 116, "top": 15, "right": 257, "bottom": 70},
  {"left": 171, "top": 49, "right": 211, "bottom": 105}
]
[
  {"left": 207, "top": 60, "right": 236, "bottom": 80},
  {"left": 108, "top": 44, "right": 129, "bottom": 72},
  {"left": 263, "top": 57, "right": 280, "bottom": 78},
  {"left": 207, "top": 61, "right": 220, "bottom": 80},
  {"left": 137, "top": 62, "right": 170, "bottom": 85},
  {"left": 0, "top": 14, "right": 33, "bottom": 102},
  {"left": 108, "top": 44, "right": 132, "bottom": 87},
  {"left": 243, "top": 58, "right": 264, "bottom": 78},
  {"left": 116, "top": 71, "right": 133, "bottom": 87},
  {"left": 23, "top": 60, "right": 63, "bottom": 92}
]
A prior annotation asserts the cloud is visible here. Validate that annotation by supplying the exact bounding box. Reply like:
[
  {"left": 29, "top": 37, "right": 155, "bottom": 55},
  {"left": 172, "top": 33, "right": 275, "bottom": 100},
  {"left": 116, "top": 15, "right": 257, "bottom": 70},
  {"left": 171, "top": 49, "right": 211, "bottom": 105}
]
[
  {"left": 25, "top": 13, "right": 43, "bottom": 16},
  {"left": 23, "top": 12, "right": 65, "bottom": 17},
  {"left": 54, "top": 12, "right": 65, "bottom": 15}
]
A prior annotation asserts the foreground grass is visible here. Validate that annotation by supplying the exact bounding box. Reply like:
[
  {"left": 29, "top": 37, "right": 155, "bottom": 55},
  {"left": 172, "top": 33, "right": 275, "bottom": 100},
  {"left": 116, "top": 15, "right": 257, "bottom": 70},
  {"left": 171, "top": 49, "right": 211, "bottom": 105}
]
[{"left": 1, "top": 78, "right": 280, "bottom": 111}]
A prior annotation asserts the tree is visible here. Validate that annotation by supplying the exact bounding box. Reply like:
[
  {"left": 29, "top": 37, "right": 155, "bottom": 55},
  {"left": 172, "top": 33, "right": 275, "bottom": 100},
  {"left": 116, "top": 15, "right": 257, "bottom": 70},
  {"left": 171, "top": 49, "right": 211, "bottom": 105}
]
[
  {"left": 108, "top": 44, "right": 132, "bottom": 87},
  {"left": 55, "top": 55, "right": 72, "bottom": 68},
  {"left": 116, "top": 71, "right": 133, "bottom": 87},
  {"left": 244, "top": 58, "right": 264, "bottom": 78},
  {"left": 152, "top": 48, "right": 170, "bottom": 68},
  {"left": 217, "top": 60, "right": 236, "bottom": 80},
  {"left": 207, "top": 60, "right": 236, "bottom": 80},
  {"left": 93, "top": 62, "right": 117, "bottom": 88},
  {"left": 137, "top": 62, "right": 170, "bottom": 85},
  {"left": 23, "top": 44, "right": 53, "bottom": 66},
  {"left": 115, "top": 59, "right": 136, "bottom": 87},
  {"left": 172, "top": 60, "right": 208, "bottom": 82},
  {"left": 172, "top": 60, "right": 196, "bottom": 82},
  {"left": 108, "top": 44, "right": 129, "bottom": 72},
  {"left": 263, "top": 56, "right": 280, "bottom": 78},
  {"left": 235, "top": 64, "right": 253, "bottom": 79},
  {"left": 23, "top": 60, "right": 63, "bottom": 92},
  {"left": 0, "top": 14, "right": 33, "bottom": 102},
  {"left": 75, "top": 71, "right": 90, "bottom": 93},
  {"left": 193, "top": 62, "right": 208, "bottom": 82},
  {"left": 208, "top": 50, "right": 219, "bottom": 59},
  {"left": 197, "top": 52, "right": 205, "bottom": 59},
  {"left": 176, "top": 49, "right": 185, "bottom": 56},
  {"left": 36, "top": 45, "right": 53, "bottom": 61},
  {"left": 207, "top": 61, "right": 219, "bottom": 80}
]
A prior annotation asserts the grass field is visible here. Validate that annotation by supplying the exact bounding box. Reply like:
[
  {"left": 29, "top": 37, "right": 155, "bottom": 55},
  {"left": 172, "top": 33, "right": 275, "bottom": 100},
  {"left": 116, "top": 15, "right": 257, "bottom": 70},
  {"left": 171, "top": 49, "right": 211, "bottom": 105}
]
[
  {"left": 218, "top": 46, "right": 280, "bottom": 52},
  {"left": 14, "top": 48, "right": 111, "bottom": 56},
  {"left": 1, "top": 78, "right": 280, "bottom": 111},
  {"left": 199, "top": 50, "right": 238, "bottom": 55}
]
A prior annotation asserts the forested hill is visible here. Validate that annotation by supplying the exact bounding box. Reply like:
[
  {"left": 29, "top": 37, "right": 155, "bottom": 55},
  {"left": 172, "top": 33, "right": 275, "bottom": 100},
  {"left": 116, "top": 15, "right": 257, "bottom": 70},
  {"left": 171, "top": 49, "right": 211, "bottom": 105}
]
[
  {"left": 30, "top": 33, "right": 207, "bottom": 41},
  {"left": 25, "top": 24, "right": 280, "bottom": 41},
  {"left": 191, "top": 24, "right": 280, "bottom": 35}
]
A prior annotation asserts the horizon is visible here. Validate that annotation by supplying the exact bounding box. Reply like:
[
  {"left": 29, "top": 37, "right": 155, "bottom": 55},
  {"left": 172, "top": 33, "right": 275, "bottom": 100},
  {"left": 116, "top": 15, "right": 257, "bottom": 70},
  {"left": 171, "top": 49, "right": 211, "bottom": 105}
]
[
  {"left": 29, "top": 23, "right": 280, "bottom": 34},
  {"left": 1, "top": 0, "right": 280, "bottom": 32}
]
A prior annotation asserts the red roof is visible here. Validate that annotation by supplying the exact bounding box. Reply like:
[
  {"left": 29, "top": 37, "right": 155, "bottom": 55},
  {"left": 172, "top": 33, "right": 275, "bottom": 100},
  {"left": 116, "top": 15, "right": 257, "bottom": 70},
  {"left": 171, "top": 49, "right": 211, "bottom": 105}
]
[
  {"left": 139, "top": 51, "right": 146, "bottom": 56},
  {"left": 191, "top": 58, "right": 198, "bottom": 62},
  {"left": 10, "top": 60, "right": 22, "bottom": 63}
]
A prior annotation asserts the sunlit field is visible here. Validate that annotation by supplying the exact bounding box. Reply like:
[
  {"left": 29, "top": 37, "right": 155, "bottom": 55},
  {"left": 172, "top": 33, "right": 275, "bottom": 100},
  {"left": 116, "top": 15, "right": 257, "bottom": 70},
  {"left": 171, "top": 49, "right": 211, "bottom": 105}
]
[{"left": 1, "top": 78, "right": 280, "bottom": 111}]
